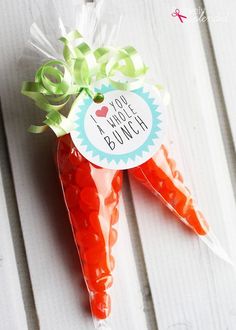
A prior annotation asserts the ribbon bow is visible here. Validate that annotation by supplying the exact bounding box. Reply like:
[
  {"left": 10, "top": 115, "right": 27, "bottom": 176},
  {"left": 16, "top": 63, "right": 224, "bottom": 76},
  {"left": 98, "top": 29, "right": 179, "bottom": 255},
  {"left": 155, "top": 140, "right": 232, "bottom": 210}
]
[{"left": 21, "top": 30, "right": 148, "bottom": 137}]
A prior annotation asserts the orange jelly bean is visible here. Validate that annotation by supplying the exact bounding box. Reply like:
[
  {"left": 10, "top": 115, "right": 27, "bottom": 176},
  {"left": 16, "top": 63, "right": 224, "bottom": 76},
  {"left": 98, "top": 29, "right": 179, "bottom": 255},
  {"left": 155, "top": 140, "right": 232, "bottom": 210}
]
[
  {"left": 90, "top": 292, "right": 111, "bottom": 320},
  {"left": 56, "top": 134, "right": 123, "bottom": 319}
]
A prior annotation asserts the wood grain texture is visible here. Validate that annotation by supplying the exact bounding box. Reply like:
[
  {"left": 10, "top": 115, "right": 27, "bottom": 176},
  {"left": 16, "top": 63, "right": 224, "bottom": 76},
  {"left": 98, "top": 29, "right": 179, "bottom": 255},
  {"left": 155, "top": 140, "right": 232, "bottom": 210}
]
[
  {"left": 0, "top": 0, "right": 236, "bottom": 329},
  {"left": 203, "top": 0, "right": 236, "bottom": 147},
  {"left": 0, "top": 166, "right": 28, "bottom": 329},
  {"left": 197, "top": 0, "right": 236, "bottom": 191},
  {"left": 0, "top": 105, "right": 39, "bottom": 330}
]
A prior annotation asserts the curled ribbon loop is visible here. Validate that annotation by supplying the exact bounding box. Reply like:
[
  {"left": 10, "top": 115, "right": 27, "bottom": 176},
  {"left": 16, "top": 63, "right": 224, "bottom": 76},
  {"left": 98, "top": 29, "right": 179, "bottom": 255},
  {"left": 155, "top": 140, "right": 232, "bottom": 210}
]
[{"left": 22, "top": 30, "right": 148, "bottom": 136}]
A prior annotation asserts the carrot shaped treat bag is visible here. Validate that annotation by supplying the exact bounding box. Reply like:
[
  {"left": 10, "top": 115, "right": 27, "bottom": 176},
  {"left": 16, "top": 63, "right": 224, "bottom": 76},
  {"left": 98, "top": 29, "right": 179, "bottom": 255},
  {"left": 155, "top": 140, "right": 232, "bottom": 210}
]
[
  {"left": 57, "top": 134, "right": 122, "bottom": 320},
  {"left": 127, "top": 83, "right": 234, "bottom": 264},
  {"left": 21, "top": 1, "right": 234, "bottom": 328},
  {"left": 21, "top": 1, "right": 148, "bottom": 327}
]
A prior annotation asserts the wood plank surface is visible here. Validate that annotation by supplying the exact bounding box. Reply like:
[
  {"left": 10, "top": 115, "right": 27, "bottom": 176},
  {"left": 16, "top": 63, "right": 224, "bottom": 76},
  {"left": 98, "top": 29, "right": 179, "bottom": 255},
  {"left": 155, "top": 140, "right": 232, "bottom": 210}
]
[
  {"left": 117, "top": 0, "right": 236, "bottom": 329},
  {"left": 0, "top": 158, "right": 28, "bottom": 329},
  {"left": 0, "top": 0, "right": 236, "bottom": 329},
  {"left": 203, "top": 0, "right": 236, "bottom": 148}
]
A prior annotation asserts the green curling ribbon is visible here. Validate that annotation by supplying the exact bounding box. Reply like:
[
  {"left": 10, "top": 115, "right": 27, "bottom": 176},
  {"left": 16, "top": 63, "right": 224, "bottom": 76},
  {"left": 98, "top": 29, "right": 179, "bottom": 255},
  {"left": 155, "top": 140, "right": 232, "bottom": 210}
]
[{"left": 22, "top": 30, "right": 148, "bottom": 137}]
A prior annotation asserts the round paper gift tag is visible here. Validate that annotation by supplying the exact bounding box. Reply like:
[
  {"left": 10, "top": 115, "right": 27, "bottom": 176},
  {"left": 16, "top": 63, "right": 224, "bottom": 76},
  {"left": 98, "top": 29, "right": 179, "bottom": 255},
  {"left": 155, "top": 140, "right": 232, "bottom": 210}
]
[{"left": 70, "top": 80, "right": 166, "bottom": 169}]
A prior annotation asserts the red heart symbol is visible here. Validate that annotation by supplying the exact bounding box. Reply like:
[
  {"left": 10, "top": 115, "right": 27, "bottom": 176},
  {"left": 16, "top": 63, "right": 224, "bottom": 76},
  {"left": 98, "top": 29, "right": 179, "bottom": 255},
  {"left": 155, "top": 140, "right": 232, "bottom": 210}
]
[{"left": 95, "top": 106, "right": 109, "bottom": 118}]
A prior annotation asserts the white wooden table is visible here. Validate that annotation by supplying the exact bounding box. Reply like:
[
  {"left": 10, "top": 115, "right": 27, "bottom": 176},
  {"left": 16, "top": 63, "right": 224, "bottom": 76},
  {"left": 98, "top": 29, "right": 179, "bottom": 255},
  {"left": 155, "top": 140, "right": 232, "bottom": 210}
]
[{"left": 1, "top": 1, "right": 236, "bottom": 329}]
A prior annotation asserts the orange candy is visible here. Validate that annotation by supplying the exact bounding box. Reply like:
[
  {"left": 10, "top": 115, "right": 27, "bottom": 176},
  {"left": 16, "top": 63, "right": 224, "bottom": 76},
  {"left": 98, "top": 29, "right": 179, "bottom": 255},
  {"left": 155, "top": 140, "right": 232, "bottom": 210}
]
[
  {"left": 57, "top": 134, "right": 122, "bottom": 319},
  {"left": 57, "top": 134, "right": 209, "bottom": 322},
  {"left": 90, "top": 292, "right": 111, "bottom": 320},
  {"left": 129, "top": 145, "right": 209, "bottom": 235}
]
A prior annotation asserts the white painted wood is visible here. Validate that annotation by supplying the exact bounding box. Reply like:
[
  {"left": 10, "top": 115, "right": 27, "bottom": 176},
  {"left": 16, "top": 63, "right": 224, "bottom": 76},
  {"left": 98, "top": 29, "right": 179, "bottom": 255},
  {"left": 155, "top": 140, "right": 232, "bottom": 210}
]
[
  {"left": 114, "top": 0, "right": 236, "bottom": 329},
  {"left": 203, "top": 0, "right": 236, "bottom": 147},
  {"left": 1, "top": 0, "right": 236, "bottom": 329},
  {"left": 0, "top": 169, "right": 28, "bottom": 329},
  {"left": 0, "top": 1, "right": 151, "bottom": 329}
]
